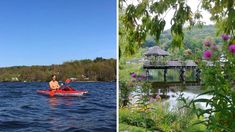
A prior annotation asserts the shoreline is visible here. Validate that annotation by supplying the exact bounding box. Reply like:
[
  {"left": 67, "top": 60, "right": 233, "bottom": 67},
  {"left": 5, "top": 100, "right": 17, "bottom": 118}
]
[{"left": 0, "top": 81, "right": 116, "bottom": 83}]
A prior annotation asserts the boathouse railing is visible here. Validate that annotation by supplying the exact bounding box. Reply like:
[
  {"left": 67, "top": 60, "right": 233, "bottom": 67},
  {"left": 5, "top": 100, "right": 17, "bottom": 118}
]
[{"left": 143, "top": 60, "right": 200, "bottom": 83}]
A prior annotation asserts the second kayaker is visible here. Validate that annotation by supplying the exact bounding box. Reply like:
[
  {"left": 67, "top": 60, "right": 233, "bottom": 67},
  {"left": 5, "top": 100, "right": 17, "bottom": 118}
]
[{"left": 49, "top": 75, "right": 60, "bottom": 90}]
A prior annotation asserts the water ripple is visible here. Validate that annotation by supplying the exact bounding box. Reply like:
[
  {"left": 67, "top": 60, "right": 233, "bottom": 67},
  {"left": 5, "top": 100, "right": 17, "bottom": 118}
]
[{"left": 0, "top": 82, "right": 116, "bottom": 131}]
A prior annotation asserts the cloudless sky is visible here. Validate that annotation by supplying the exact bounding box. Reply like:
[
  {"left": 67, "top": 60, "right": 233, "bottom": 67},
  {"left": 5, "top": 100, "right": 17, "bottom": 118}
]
[{"left": 0, "top": 0, "right": 116, "bottom": 67}]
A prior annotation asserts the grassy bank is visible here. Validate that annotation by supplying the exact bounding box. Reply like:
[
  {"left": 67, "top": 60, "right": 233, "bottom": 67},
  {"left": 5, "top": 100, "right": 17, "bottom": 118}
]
[{"left": 119, "top": 103, "right": 206, "bottom": 132}]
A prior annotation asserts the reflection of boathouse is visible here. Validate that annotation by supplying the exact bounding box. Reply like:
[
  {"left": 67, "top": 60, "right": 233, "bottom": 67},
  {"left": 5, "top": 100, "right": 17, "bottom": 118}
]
[{"left": 143, "top": 46, "right": 200, "bottom": 82}]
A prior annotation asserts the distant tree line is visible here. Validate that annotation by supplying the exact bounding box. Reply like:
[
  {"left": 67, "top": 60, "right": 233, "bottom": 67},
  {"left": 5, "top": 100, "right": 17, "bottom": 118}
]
[
  {"left": 143, "top": 25, "right": 221, "bottom": 51},
  {"left": 142, "top": 25, "right": 221, "bottom": 60},
  {"left": 0, "top": 57, "right": 116, "bottom": 82}
]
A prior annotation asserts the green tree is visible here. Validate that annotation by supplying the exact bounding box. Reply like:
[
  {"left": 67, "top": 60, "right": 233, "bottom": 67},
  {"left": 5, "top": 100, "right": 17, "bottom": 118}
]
[{"left": 119, "top": 0, "right": 235, "bottom": 56}]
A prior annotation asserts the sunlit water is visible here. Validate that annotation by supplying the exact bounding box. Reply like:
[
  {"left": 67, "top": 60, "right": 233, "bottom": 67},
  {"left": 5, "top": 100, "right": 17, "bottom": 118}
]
[
  {"left": 0, "top": 82, "right": 116, "bottom": 132},
  {"left": 164, "top": 86, "right": 212, "bottom": 110},
  {"left": 130, "top": 84, "right": 212, "bottom": 111}
]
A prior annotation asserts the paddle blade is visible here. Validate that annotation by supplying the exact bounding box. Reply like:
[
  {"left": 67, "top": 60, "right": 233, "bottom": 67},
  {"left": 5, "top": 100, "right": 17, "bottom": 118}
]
[
  {"left": 50, "top": 90, "right": 55, "bottom": 97},
  {"left": 65, "top": 79, "right": 71, "bottom": 84}
]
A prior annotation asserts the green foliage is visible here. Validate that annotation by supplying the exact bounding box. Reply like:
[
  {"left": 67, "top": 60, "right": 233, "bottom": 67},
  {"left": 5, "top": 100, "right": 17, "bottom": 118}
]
[
  {"left": 119, "top": 0, "right": 235, "bottom": 56},
  {"left": 119, "top": 103, "right": 206, "bottom": 132},
  {"left": 179, "top": 35, "right": 235, "bottom": 131},
  {"left": 119, "top": 123, "right": 153, "bottom": 132},
  {"left": 202, "top": 0, "right": 235, "bottom": 35},
  {"left": 0, "top": 58, "right": 116, "bottom": 82},
  {"left": 145, "top": 25, "right": 218, "bottom": 51},
  {"left": 120, "top": 0, "right": 198, "bottom": 55},
  {"left": 119, "top": 108, "right": 155, "bottom": 129},
  {"left": 142, "top": 25, "right": 224, "bottom": 63},
  {"left": 123, "top": 73, "right": 154, "bottom": 131},
  {"left": 171, "top": 1, "right": 192, "bottom": 48},
  {"left": 119, "top": 61, "right": 143, "bottom": 81},
  {"left": 119, "top": 81, "right": 133, "bottom": 107}
]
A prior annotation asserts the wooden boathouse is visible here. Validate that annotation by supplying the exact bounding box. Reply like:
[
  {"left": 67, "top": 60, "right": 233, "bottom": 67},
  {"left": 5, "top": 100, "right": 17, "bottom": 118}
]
[{"left": 143, "top": 46, "right": 200, "bottom": 82}]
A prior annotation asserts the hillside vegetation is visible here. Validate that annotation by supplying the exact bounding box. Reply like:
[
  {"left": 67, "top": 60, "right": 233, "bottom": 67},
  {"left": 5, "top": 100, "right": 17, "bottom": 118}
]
[
  {"left": 0, "top": 58, "right": 116, "bottom": 82},
  {"left": 143, "top": 25, "right": 221, "bottom": 60}
]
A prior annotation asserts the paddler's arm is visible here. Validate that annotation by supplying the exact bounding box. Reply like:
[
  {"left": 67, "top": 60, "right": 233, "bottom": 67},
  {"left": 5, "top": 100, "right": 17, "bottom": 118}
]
[{"left": 55, "top": 81, "right": 60, "bottom": 89}]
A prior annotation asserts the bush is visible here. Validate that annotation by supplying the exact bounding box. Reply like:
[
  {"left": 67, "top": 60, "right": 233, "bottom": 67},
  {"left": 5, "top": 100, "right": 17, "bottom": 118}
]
[
  {"left": 120, "top": 103, "right": 206, "bottom": 132},
  {"left": 119, "top": 108, "right": 155, "bottom": 129}
]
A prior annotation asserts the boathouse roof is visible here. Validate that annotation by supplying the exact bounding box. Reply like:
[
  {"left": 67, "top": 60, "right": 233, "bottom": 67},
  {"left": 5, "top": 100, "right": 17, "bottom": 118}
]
[{"left": 144, "top": 46, "right": 169, "bottom": 56}]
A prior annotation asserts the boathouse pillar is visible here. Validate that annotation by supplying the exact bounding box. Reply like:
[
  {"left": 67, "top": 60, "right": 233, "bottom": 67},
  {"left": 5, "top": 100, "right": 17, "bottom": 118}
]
[
  {"left": 163, "top": 68, "right": 167, "bottom": 82},
  {"left": 146, "top": 69, "right": 149, "bottom": 80},
  {"left": 196, "top": 68, "right": 200, "bottom": 82},
  {"left": 179, "top": 67, "right": 186, "bottom": 83}
]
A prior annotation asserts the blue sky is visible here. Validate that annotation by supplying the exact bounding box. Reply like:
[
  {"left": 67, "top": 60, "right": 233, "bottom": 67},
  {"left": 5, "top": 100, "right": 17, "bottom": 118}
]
[{"left": 0, "top": 0, "right": 116, "bottom": 67}]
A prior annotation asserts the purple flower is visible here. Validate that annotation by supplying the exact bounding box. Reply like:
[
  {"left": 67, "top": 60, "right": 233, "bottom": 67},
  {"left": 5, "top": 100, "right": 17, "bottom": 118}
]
[
  {"left": 204, "top": 40, "right": 212, "bottom": 47},
  {"left": 221, "top": 34, "right": 230, "bottom": 41},
  {"left": 211, "top": 44, "right": 218, "bottom": 50},
  {"left": 229, "top": 44, "right": 235, "bottom": 53},
  {"left": 203, "top": 50, "right": 212, "bottom": 59},
  {"left": 130, "top": 72, "right": 137, "bottom": 78},
  {"left": 137, "top": 77, "right": 142, "bottom": 81},
  {"left": 141, "top": 73, "right": 145, "bottom": 78}
]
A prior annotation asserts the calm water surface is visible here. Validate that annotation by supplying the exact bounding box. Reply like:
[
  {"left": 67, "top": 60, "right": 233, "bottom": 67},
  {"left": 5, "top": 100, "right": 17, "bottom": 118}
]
[
  {"left": 0, "top": 82, "right": 116, "bottom": 132},
  {"left": 130, "top": 83, "right": 212, "bottom": 110}
]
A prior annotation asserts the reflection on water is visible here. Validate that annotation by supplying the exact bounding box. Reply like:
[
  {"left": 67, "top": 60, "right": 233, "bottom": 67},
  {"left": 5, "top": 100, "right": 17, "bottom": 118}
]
[
  {"left": 48, "top": 97, "right": 75, "bottom": 108},
  {"left": 48, "top": 97, "right": 58, "bottom": 108},
  {"left": 160, "top": 86, "right": 212, "bottom": 110},
  {"left": 130, "top": 82, "right": 212, "bottom": 110}
]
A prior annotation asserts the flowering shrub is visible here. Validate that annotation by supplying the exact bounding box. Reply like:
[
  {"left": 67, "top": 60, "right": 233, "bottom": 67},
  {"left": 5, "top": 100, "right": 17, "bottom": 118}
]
[
  {"left": 129, "top": 72, "right": 155, "bottom": 130},
  {"left": 203, "top": 50, "right": 212, "bottom": 59},
  {"left": 180, "top": 34, "right": 235, "bottom": 131},
  {"left": 130, "top": 72, "right": 146, "bottom": 81},
  {"left": 204, "top": 39, "right": 212, "bottom": 47},
  {"left": 228, "top": 44, "right": 235, "bottom": 54},
  {"left": 119, "top": 72, "right": 148, "bottom": 107},
  {"left": 202, "top": 38, "right": 221, "bottom": 61},
  {"left": 221, "top": 34, "right": 230, "bottom": 41}
]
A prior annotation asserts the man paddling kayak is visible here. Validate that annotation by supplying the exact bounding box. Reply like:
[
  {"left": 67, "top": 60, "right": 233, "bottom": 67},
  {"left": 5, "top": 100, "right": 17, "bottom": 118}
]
[
  {"left": 37, "top": 76, "right": 88, "bottom": 97},
  {"left": 49, "top": 75, "right": 60, "bottom": 90}
]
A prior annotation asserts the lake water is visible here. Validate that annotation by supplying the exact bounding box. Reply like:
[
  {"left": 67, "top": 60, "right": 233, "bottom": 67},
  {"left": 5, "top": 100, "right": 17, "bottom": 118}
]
[
  {"left": 130, "top": 82, "right": 212, "bottom": 111},
  {"left": 0, "top": 82, "right": 116, "bottom": 132}
]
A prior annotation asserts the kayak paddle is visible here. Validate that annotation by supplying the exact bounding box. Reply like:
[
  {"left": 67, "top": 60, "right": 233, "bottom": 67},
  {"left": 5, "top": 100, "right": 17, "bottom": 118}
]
[
  {"left": 50, "top": 90, "right": 55, "bottom": 97},
  {"left": 65, "top": 79, "right": 72, "bottom": 84}
]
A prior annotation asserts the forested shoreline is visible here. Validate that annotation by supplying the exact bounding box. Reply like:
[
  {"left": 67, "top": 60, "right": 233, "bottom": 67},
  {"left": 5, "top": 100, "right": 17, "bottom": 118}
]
[{"left": 0, "top": 58, "right": 116, "bottom": 82}]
